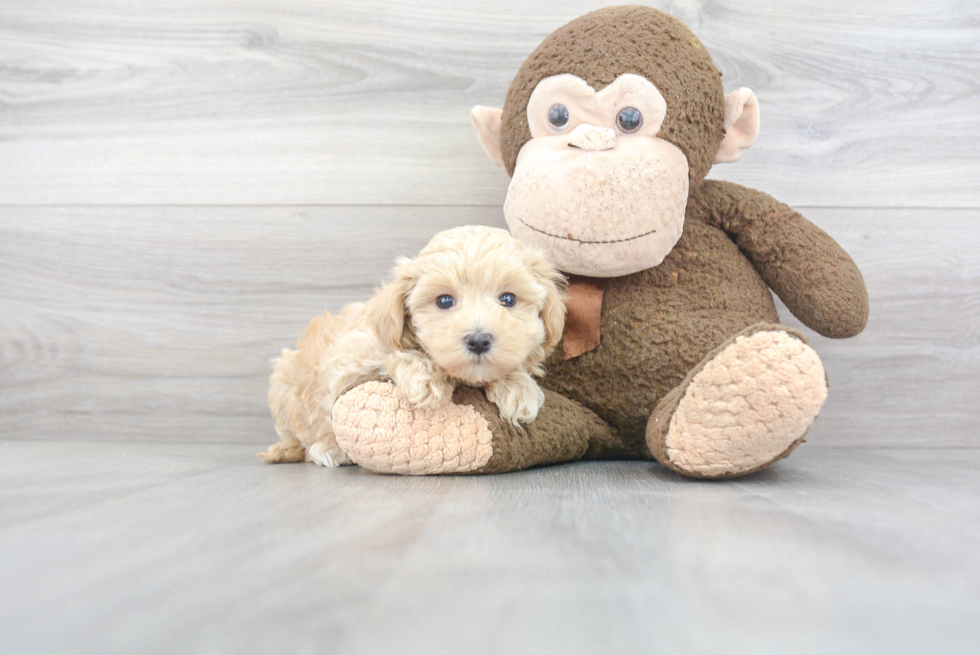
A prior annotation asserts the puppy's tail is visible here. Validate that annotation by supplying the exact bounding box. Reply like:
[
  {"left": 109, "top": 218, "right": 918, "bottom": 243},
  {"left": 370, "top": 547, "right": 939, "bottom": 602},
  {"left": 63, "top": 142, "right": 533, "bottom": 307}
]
[{"left": 257, "top": 438, "right": 307, "bottom": 464}]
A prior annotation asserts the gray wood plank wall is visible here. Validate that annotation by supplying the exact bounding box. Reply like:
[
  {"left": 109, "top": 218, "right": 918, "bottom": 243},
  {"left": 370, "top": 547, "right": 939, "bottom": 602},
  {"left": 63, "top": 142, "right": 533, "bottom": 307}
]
[{"left": 1, "top": 1, "right": 978, "bottom": 447}]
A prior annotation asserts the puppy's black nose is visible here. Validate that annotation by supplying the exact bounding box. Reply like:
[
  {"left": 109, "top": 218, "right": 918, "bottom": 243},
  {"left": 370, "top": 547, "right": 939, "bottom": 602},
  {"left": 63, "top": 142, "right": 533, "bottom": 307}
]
[{"left": 465, "top": 332, "right": 493, "bottom": 355}]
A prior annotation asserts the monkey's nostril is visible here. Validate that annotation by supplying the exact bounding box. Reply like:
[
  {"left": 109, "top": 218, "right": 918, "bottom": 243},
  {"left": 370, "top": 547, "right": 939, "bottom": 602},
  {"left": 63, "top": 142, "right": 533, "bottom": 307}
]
[
  {"left": 567, "top": 143, "right": 582, "bottom": 150},
  {"left": 464, "top": 331, "right": 493, "bottom": 355}
]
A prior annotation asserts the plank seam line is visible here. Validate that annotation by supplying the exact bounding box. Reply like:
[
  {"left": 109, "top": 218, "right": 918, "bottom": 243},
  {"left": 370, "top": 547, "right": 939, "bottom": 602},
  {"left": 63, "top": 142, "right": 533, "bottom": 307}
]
[{"left": 0, "top": 204, "right": 977, "bottom": 210}]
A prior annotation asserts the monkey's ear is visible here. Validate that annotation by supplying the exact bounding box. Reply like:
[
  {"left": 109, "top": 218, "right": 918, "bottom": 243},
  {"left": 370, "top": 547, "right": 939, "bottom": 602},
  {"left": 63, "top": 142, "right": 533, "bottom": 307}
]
[
  {"left": 715, "top": 88, "right": 760, "bottom": 164},
  {"left": 470, "top": 106, "right": 507, "bottom": 171}
]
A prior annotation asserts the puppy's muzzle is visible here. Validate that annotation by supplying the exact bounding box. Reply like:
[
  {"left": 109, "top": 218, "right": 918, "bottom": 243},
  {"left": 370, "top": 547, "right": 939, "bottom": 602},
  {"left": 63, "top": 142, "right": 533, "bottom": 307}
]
[{"left": 464, "top": 331, "right": 493, "bottom": 356}]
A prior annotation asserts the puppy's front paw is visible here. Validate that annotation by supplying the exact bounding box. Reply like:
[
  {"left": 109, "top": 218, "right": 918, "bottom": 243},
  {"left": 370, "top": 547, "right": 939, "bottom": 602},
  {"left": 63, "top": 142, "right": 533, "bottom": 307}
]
[
  {"left": 386, "top": 351, "right": 455, "bottom": 410},
  {"left": 398, "top": 375, "right": 455, "bottom": 410},
  {"left": 487, "top": 373, "right": 545, "bottom": 425}
]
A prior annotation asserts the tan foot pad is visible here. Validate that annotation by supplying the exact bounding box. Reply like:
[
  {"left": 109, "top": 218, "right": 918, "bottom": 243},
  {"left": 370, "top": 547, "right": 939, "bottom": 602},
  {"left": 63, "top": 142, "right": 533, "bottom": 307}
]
[
  {"left": 665, "top": 329, "right": 828, "bottom": 477},
  {"left": 332, "top": 381, "right": 493, "bottom": 475}
]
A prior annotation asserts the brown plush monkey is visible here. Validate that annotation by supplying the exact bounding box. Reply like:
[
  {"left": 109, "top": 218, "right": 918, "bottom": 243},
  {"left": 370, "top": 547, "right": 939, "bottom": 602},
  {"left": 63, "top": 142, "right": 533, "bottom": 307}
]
[{"left": 330, "top": 6, "right": 869, "bottom": 478}]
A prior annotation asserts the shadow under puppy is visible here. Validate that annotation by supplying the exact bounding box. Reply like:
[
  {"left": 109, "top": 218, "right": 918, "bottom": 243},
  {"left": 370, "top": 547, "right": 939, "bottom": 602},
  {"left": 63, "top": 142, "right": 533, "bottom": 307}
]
[{"left": 260, "top": 225, "right": 566, "bottom": 467}]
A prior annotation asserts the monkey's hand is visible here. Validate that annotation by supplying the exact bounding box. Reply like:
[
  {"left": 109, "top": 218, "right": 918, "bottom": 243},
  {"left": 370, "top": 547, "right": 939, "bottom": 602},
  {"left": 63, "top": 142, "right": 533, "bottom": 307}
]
[
  {"left": 486, "top": 368, "right": 546, "bottom": 425},
  {"left": 385, "top": 351, "right": 455, "bottom": 409},
  {"left": 692, "top": 179, "right": 869, "bottom": 339}
]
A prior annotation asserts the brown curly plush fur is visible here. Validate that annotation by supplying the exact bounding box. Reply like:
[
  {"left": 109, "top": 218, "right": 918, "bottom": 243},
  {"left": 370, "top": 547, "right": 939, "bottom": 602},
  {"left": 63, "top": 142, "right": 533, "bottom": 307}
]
[{"left": 473, "top": 180, "right": 867, "bottom": 474}]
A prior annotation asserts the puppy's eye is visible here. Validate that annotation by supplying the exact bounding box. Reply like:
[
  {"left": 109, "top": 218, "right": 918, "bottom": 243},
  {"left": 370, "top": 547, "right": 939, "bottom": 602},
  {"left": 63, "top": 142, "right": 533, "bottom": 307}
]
[
  {"left": 616, "top": 107, "right": 643, "bottom": 134},
  {"left": 548, "top": 103, "right": 569, "bottom": 130},
  {"left": 499, "top": 293, "right": 516, "bottom": 308},
  {"left": 435, "top": 294, "right": 455, "bottom": 310}
]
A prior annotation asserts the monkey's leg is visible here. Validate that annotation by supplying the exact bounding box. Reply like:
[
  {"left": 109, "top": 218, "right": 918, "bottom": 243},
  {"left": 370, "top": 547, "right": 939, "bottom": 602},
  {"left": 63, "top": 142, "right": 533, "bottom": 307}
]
[
  {"left": 645, "top": 323, "right": 827, "bottom": 479},
  {"left": 331, "top": 381, "right": 621, "bottom": 475}
]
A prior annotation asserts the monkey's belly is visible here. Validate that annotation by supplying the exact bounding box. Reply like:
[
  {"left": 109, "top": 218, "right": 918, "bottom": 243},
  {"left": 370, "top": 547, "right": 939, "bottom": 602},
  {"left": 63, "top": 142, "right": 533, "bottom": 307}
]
[{"left": 542, "top": 220, "right": 779, "bottom": 446}]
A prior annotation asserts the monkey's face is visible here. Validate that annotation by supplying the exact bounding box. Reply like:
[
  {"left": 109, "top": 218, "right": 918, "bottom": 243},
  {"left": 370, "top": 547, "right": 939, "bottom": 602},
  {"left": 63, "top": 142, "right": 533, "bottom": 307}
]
[
  {"left": 502, "top": 74, "right": 689, "bottom": 278},
  {"left": 471, "top": 10, "right": 761, "bottom": 279}
]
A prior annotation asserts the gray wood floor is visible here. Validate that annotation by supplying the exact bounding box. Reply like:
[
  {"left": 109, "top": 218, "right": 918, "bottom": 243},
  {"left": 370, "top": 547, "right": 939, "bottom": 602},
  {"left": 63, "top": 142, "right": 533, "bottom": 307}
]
[{"left": 1, "top": 442, "right": 978, "bottom": 655}]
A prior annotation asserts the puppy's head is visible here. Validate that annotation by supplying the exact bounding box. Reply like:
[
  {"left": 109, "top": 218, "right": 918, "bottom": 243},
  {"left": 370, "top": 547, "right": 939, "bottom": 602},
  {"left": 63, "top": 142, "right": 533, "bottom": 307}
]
[{"left": 368, "top": 225, "right": 566, "bottom": 385}]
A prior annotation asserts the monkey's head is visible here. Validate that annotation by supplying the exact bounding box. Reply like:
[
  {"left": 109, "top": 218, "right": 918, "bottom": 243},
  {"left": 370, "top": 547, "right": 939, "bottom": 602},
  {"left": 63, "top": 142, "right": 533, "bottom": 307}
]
[{"left": 471, "top": 6, "right": 760, "bottom": 277}]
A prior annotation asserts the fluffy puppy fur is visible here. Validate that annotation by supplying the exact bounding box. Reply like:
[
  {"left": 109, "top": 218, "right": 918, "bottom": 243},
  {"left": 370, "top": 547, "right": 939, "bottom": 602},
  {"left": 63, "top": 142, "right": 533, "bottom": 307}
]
[{"left": 260, "top": 225, "right": 566, "bottom": 467}]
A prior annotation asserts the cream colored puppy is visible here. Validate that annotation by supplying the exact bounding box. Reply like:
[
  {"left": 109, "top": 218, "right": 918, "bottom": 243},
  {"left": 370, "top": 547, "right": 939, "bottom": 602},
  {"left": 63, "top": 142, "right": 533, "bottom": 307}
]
[{"left": 260, "top": 225, "right": 566, "bottom": 467}]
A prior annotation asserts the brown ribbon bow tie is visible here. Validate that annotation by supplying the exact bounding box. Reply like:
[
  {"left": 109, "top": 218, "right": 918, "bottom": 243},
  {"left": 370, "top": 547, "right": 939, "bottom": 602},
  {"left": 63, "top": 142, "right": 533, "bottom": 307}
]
[{"left": 562, "top": 275, "right": 606, "bottom": 360}]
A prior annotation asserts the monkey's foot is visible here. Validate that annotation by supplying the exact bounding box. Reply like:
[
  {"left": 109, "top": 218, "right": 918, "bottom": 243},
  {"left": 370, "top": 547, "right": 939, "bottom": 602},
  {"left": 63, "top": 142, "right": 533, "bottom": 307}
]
[
  {"left": 646, "top": 325, "right": 828, "bottom": 479},
  {"left": 332, "top": 381, "right": 494, "bottom": 475}
]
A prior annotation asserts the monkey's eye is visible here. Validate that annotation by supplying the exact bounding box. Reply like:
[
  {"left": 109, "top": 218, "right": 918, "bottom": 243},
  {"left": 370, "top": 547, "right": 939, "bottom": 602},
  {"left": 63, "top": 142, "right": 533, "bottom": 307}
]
[
  {"left": 548, "top": 104, "right": 570, "bottom": 130},
  {"left": 436, "top": 295, "right": 456, "bottom": 310},
  {"left": 499, "top": 292, "right": 516, "bottom": 308},
  {"left": 616, "top": 107, "right": 643, "bottom": 134}
]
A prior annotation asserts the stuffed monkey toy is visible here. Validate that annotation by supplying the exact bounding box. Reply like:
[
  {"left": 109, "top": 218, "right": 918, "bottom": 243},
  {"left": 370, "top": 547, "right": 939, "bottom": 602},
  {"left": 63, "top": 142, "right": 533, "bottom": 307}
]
[{"left": 330, "top": 5, "right": 868, "bottom": 478}]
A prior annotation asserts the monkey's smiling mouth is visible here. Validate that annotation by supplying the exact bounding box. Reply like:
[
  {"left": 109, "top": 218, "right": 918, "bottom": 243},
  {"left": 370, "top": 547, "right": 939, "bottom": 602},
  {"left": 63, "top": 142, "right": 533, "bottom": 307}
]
[{"left": 515, "top": 216, "right": 657, "bottom": 244}]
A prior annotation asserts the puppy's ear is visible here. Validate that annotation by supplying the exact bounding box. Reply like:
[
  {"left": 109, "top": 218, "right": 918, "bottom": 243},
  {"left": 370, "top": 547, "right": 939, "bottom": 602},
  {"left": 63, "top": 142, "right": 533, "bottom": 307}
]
[
  {"left": 366, "top": 257, "right": 415, "bottom": 351},
  {"left": 525, "top": 246, "right": 567, "bottom": 354}
]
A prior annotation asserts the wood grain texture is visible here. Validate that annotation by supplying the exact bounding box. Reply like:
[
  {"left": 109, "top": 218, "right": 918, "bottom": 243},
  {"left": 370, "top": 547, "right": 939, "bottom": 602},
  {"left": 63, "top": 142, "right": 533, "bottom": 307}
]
[
  {"left": 1, "top": 444, "right": 979, "bottom": 654},
  {"left": 1, "top": 0, "right": 977, "bottom": 207},
  {"left": 1, "top": 205, "right": 976, "bottom": 447}
]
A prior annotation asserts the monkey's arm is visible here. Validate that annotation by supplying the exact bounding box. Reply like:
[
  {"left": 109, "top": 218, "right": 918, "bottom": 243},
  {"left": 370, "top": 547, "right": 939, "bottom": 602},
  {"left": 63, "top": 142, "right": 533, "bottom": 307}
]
[{"left": 690, "top": 179, "right": 869, "bottom": 338}]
